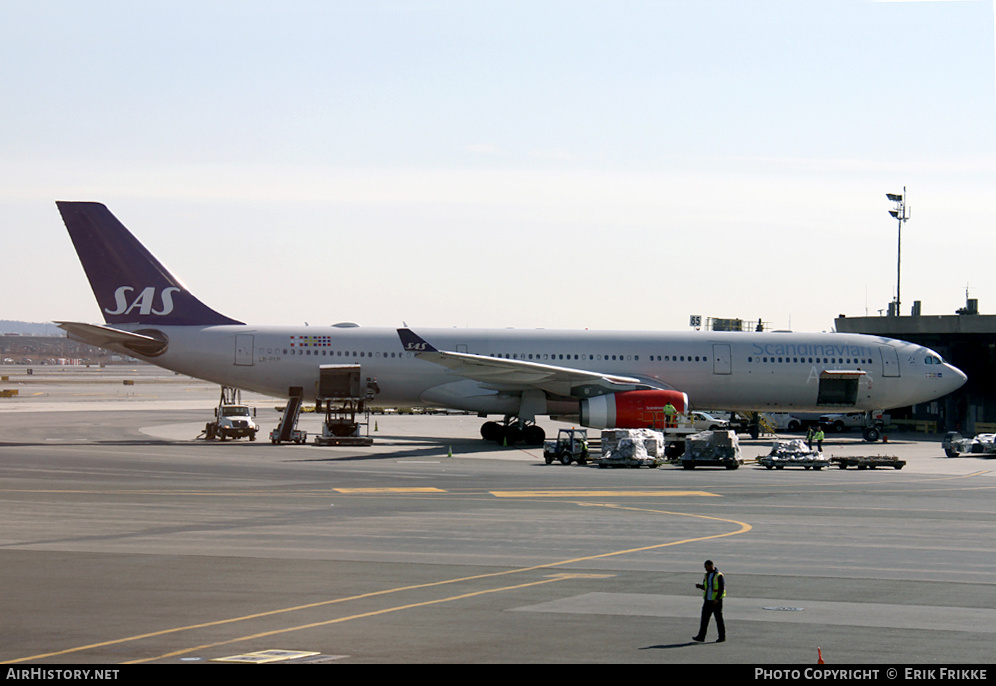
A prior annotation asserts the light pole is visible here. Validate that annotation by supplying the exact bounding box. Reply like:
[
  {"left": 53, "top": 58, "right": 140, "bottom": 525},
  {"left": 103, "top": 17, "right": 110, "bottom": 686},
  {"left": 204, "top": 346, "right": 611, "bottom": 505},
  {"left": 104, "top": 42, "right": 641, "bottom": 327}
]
[{"left": 887, "top": 188, "right": 910, "bottom": 316}]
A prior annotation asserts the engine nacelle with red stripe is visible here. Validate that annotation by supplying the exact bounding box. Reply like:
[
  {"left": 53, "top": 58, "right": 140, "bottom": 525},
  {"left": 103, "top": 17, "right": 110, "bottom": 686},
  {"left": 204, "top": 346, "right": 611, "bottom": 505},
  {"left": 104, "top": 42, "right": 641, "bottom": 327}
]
[{"left": 579, "top": 390, "right": 689, "bottom": 430}]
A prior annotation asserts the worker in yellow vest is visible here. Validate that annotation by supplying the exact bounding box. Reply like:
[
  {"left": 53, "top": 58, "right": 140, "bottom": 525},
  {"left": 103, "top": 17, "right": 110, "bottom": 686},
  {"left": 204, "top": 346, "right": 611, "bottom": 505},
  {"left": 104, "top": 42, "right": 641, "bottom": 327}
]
[
  {"left": 663, "top": 401, "right": 677, "bottom": 428},
  {"left": 814, "top": 427, "right": 825, "bottom": 453},
  {"left": 692, "top": 559, "right": 726, "bottom": 643}
]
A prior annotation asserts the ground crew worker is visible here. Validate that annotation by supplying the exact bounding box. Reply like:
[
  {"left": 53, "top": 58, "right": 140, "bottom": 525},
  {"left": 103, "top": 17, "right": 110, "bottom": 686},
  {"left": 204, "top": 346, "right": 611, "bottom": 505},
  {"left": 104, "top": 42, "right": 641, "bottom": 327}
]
[
  {"left": 692, "top": 559, "right": 726, "bottom": 643},
  {"left": 663, "top": 401, "right": 677, "bottom": 428},
  {"left": 814, "top": 426, "right": 825, "bottom": 453},
  {"left": 806, "top": 426, "right": 815, "bottom": 450}
]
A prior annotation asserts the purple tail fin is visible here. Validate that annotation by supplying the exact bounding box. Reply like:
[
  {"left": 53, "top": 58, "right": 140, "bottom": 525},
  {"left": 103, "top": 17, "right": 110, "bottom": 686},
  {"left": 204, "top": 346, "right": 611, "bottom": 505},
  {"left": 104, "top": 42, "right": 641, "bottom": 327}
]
[{"left": 57, "top": 202, "right": 243, "bottom": 326}]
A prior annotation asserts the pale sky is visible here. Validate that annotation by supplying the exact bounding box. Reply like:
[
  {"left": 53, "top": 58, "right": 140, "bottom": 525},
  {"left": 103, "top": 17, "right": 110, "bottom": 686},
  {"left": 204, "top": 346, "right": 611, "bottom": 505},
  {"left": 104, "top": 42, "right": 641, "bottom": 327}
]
[{"left": 1, "top": 0, "right": 994, "bottom": 334}]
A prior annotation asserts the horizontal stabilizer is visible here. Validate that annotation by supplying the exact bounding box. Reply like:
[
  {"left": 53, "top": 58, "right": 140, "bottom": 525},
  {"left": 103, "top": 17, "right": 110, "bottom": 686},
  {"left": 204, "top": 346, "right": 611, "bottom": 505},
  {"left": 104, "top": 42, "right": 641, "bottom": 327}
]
[{"left": 55, "top": 321, "right": 168, "bottom": 357}]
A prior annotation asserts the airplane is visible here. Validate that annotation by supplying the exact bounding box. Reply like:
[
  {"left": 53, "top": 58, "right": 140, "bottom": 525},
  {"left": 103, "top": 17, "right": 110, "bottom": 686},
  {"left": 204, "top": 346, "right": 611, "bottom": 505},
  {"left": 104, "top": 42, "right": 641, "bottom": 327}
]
[{"left": 55, "top": 201, "right": 967, "bottom": 445}]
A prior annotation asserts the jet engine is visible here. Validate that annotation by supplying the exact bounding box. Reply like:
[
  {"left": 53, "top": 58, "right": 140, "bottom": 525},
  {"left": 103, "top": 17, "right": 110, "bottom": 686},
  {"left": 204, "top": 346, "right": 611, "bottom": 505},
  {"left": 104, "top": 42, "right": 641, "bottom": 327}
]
[{"left": 579, "top": 390, "right": 689, "bottom": 430}]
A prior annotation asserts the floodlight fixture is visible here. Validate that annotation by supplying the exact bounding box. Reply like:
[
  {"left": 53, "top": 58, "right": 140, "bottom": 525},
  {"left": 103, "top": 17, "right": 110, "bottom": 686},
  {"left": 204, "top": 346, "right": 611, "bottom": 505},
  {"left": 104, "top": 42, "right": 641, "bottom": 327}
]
[{"left": 887, "top": 187, "right": 911, "bottom": 315}]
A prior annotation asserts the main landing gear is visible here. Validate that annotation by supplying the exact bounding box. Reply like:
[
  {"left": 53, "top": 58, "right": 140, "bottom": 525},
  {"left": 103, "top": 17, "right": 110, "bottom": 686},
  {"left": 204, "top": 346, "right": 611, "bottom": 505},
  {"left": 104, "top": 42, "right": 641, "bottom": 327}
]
[{"left": 480, "top": 418, "right": 546, "bottom": 447}]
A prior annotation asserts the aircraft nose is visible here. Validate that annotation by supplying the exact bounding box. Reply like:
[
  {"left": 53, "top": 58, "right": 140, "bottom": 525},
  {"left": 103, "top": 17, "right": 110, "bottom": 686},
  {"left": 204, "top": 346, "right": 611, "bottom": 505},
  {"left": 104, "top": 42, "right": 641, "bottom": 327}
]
[{"left": 947, "top": 364, "right": 968, "bottom": 392}]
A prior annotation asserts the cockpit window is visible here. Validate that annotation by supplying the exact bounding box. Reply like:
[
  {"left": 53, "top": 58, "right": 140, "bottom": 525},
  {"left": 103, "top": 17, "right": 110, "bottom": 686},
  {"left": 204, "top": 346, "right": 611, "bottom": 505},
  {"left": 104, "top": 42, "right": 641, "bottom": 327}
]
[{"left": 925, "top": 355, "right": 943, "bottom": 365}]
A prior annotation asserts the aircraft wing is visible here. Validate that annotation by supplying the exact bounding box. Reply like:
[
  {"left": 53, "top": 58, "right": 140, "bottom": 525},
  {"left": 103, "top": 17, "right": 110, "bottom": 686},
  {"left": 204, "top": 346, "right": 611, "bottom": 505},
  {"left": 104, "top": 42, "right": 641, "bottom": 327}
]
[
  {"left": 56, "top": 321, "right": 168, "bottom": 356},
  {"left": 397, "top": 328, "right": 655, "bottom": 397}
]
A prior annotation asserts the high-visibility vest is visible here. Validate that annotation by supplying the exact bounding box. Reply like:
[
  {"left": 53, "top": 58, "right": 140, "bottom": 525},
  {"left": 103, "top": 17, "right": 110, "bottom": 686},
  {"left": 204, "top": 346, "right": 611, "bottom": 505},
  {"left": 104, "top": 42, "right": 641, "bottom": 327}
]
[{"left": 702, "top": 571, "right": 726, "bottom": 600}]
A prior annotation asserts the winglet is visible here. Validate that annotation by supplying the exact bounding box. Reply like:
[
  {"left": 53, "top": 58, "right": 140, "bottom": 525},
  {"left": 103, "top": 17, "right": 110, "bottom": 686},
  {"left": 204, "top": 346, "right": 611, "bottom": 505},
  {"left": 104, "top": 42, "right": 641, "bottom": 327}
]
[{"left": 397, "top": 328, "right": 438, "bottom": 354}]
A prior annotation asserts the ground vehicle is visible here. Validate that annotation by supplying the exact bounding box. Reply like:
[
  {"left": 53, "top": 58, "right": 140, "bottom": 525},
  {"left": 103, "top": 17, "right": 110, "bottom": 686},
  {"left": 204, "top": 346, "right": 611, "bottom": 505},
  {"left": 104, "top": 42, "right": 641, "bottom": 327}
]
[
  {"left": 819, "top": 412, "right": 890, "bottom": 442},
  {"left": 762, "top": 413, "right": 805, "bottom": 432},
  {"left": 206, "top": 404, "right": 259, "bottom": 440},
  {"left": 942, "top": 432, "right": 996, "bottom": 458},
  {"left": 596, "top": 428, "right": 664, "bottom": 468},
  {"left": 680, "top": 431, "right": 742, "bottom": 470},
  {"left": 830, "top": 455, "right": 905, "bottom": 469},
  {"left": 758, "top": 439, "right": 828, "bottom": 470},
  {"left": 543, "top": 428, "right": 590, "bottom": 465},
  {"left": 688, "top": 411, "right": 731, "bottom": 431},
  {"left": 204, "top": 387, "right": 259, "bottom": 441},
  {"left": 819, "top": 413, "right": 867, "bottom": 433}
]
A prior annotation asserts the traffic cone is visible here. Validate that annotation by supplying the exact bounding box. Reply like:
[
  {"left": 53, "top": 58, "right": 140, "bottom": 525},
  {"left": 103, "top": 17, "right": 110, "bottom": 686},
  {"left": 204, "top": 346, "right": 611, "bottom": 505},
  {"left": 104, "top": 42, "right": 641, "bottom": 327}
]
[{"left": 818, "top": 647, "right": 825, "bottom": 664}]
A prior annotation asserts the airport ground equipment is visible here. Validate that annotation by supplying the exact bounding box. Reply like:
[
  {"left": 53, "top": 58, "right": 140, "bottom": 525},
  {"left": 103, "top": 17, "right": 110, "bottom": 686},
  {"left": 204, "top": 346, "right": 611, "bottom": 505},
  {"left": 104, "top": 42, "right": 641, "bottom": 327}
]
[
  {"left": 723, "top": 411, "right": 764, "bottom": 439},
  {"left": 688, "top": 411, "right": 731, "bottom": 431},
  {"left": 203, "top": 387, "right": 259, "bottom": 441},
  {"left": 680, "top": 430, "right": 743, "bottom": 470},
  {"left": 270, "top": 385, "right": 307, "bottom": 444},
  {"left": 313, "top": 365, "right": 374, "bottom": 446},
  {"left": 941, "top": 431, "right": 996, "bottom": 458},
  {"left": 819, "top": 411, "right": 891, "bottom": 442},
  {"left": 543, "top": 428, "right": 590, "bottom": 465},
  {"left": 595, "top": 428, "right": 664, "bottom": 468},
  {"left": 758, "top": 439, "right": 829, "bottom": 470},
  {"left": 762, "top": 413, "right": 806, "bottom": 432},
  {"left": 830, "top": 455, "right": 906, "bottom": 470}
]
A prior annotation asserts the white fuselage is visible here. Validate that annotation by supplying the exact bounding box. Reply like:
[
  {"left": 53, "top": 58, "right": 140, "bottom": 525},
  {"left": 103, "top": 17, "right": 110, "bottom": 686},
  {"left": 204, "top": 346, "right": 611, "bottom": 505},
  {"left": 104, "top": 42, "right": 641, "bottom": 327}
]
[{"left": 126, "top": 324, "right": 966, "bottom": 415}]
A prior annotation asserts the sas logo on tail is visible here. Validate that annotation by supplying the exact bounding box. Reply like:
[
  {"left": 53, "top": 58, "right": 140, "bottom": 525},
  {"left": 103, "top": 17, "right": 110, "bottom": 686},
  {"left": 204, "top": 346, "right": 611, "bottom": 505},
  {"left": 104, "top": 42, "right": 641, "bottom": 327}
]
[{"left": 105, "top": 286, "right": 181, "bottom": 316}]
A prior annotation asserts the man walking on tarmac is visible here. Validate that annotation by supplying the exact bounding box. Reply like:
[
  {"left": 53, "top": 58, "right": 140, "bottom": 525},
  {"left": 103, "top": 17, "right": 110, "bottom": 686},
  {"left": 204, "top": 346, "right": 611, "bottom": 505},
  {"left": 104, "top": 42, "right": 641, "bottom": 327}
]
[{"left": 693, "top": 559, "right": 726, "bottom": 643}]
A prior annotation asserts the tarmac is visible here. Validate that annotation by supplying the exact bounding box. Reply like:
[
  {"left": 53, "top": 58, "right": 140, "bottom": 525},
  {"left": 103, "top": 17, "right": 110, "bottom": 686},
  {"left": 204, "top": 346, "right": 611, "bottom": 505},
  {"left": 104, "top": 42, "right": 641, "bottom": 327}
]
[{"left": 0, "top": 365, "right": 993, "bottom": 665}]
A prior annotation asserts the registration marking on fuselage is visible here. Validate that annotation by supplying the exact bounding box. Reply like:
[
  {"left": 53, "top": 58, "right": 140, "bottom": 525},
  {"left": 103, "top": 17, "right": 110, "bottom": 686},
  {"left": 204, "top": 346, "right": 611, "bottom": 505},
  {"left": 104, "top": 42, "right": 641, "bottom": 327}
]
[{"left": 488, "top": 490, "right": 720, "bottom": 498}]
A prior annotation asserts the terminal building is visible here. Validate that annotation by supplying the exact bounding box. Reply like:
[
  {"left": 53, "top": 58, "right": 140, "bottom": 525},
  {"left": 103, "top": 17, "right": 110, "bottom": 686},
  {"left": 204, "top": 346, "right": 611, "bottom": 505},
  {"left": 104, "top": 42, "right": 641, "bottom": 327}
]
[{"left": 835, "top": 298, "right": 996, "bottom": 435}]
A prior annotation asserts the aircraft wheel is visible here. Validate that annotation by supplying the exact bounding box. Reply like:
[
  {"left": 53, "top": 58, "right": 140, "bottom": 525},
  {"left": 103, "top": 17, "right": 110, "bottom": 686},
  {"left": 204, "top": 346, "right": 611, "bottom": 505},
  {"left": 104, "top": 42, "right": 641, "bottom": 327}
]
[
  {"left": 524, "top": 425, "right": 545, "bottom": 446},
  {"left": 863, "top": 427, "right": 881, "bottom": 442},
  {"left": 481, "top": 421, "right": 501, "bottom": 441}
]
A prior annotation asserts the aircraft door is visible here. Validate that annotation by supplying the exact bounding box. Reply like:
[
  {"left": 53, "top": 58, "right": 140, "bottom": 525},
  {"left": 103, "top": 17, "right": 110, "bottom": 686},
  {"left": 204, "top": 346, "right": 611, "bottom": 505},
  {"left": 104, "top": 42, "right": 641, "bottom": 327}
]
[
  {"left": 712, "top": 344, "right": 732, "bottom": 375},
  {"left": 880, "top": 346, "right": 900, "bottom": 377},
  {"left": 235, "top": 334, "right": 254, "bottom": 366}
]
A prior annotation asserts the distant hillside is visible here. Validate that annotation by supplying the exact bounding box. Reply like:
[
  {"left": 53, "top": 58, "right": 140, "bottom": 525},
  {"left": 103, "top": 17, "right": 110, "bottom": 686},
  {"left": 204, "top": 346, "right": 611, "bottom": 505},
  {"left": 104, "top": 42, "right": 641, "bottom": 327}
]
[{"left": 0, "top": 321, "right": 64, "bottom": 336}]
